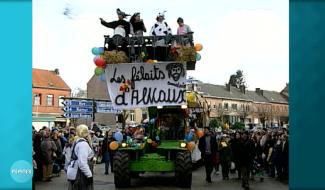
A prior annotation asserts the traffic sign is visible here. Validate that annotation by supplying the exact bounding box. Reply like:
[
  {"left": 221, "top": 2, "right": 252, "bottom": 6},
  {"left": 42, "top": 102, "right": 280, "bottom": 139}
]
[
  {"left": 63, "top": 113, "right": 93, "bottom": 118},
  {"left": 63, "top": 106, "right": 93, "bottom": 113},
  {"left": 62, "top": 100, "right": 93, "bottom": 107},
  {"left": 96, "top": 101, "right": 121, "bottom": 113}
]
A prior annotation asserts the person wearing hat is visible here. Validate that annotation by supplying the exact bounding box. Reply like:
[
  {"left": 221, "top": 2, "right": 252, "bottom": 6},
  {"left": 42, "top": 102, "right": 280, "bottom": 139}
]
[
  {"left": 67, "top": 124, "right": 94, "bottom": 190},
  {"left": 130, "top": 12, "right": 147, "bottom": 36},
  {"left": 149, "top": 11, "right": 172, "bottom": 61},
  {"left": 198, "top": 127, "right": 218, "bottom": 183},
  {"left": 100, "top": 8, "right": 131, "bottom": 37}
]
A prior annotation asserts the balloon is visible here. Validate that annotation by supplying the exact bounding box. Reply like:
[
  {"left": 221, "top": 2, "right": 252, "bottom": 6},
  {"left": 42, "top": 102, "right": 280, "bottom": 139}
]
[
  {"left": 91, "top": 47, "right": 100, "bottom": 55},
  {"left": 114, "top": 131, "right": 123, "bottom": 143},
  {"left": 94, "top": 57, "right": 106, "bottom": 67},
  {"left": 99, "top": 73, "right": 106, "bottom": 81},
  {"left": 93, "top": 55, "right": 99, "bottom": 62},
  {"left": 109, "top": 141, "right": 119, "bottom": 150},
  {"left": 195, "top": 53, "right": 201, "bottom": 61},
  {"left": 98, "top": 47, "right": 104, "bottom": 54},
  {"left": 187, "top": 141, "right": 196, "bottom": 151},
  {"left": 94, "top": 67, "right": 104, "bottom": 76},
  {"left": 186, "top": 92, "right": 196, "bottom": 103},
  {"left": 196, "top": 130, "right": 204, "bottom": 138},
  {"left": 194, "top": 43, "right": 203, "bottom": 51}
]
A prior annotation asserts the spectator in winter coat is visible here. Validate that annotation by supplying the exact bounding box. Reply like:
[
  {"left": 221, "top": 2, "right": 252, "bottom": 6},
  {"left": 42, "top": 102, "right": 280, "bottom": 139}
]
[
  {"left": 40, "top": 128, "right": 57, "bottom": 181},
  {"left": 230, "top": 131, "right": 243, "bottom": 180},
  {"left": 67, "top": 124, "right": 94, "bottom": 190},
  {"left": 219, "top": 134, "right": 232, "bottom": 180},
  {"left": 238, "top": 131, "right": 255, "bottom": 190},
  {"left": 198, "top": 127, "right": 218, "bottom": 183}
]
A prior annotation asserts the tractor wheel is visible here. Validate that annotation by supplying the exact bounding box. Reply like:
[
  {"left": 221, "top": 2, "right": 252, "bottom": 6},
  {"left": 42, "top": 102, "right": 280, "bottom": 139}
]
[
  {"left": 175, "top": 151, "right": 192, "bottom": 188},
  {"left": 114, "top": 151, "right": 130, "bottom": 188}
]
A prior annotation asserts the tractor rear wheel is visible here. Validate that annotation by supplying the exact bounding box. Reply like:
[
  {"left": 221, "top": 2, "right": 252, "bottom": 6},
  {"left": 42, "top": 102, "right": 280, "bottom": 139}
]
[
  {"left": 114, "top": 151, "right": 130, "bottom": 188},
  {"left": 175, "top": 151, "right": 192, "bottom": 188}
]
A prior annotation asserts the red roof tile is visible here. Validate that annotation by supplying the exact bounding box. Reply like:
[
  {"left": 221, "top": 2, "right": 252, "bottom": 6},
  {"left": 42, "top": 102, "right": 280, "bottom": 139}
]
[{"left": 32, "top": 68, "right": 71, "bottom": 90}]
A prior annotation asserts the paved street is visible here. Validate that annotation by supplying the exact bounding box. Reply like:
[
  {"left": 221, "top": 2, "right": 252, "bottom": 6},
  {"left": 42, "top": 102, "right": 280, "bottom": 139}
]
[{"left": 35, "top": 163, "right": 288, "bottom": 190}]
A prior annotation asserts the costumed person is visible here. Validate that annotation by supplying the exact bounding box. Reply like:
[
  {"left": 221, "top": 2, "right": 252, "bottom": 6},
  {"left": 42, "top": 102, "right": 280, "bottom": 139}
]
[
  {"left": 198, "top": 127, "right": 218, "bottom": 183},
  {"left": 67, "top": 124, "right": 94, "bottom": 190},
  {"left": 100, "top": 8, "right": 131, "bottom": 53},
  {"left": 130, "top": 12, "right": 146, "bottom": 36},
  {"left": 149, "top": 11, "right": 172, "bottom": 61}
]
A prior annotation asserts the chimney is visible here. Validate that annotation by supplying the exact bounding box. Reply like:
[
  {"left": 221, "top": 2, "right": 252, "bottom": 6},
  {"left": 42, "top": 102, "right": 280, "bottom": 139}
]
[
  {"left": 256, "top": 88, "right": 264, "bottom": 96},
  {"left": 226, "top": 83, "right": 231, "bottom": 91},
  {"left": 54, "top": 68, "right": 60, "bottom": 75},
  {"left": 240, "top": 85, "right": 246, "bottom": 94}
]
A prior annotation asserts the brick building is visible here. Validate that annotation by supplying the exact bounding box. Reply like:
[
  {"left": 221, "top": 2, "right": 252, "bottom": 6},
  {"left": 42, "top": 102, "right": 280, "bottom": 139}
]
[
  {"left": 32, "top": 68, "right": 71, "bottom": 131},
  {"left": 190, "top": 82, "right": 289, "bottom": 127}
]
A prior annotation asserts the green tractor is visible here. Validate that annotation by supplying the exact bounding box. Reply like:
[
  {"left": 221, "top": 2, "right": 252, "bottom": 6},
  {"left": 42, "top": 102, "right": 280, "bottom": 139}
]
[
  {"left": 113, "top": 107, "right": 192, "bottom": 188},
  {"left": 101, "top": 32, "right": 200, "bottom": 188}
]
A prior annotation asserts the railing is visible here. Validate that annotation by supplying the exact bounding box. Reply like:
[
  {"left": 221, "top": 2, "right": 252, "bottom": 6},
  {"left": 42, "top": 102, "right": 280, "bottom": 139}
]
[{"left": 103, "top": 33, "right": 196, "bottom": 70}]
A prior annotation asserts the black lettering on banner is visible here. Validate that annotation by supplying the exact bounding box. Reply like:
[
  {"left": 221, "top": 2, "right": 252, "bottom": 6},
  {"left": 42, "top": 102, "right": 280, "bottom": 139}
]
[
  {"left": 131, "top": 90, "right": 139, "bottom": 105},
  {"left": 110, "top": 68, "right": 125, "bottom": 83},
  {"left": 158, "top": 90, "right": 166, "bottom": 102},
  {"left": 128, "top": 87, "right": 185, "bottom": 106},
  {"left": 131, "top": 65, "right": 166, "bottom": 84},
  {"left": 115, "top": 93, "right": 127, "bottom": 106},
  {"left": 179, "top": 90, "right": 186, "bottom": 103}
]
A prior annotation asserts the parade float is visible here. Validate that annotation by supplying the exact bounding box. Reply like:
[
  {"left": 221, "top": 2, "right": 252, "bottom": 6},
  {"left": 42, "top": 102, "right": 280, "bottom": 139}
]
[{"left": 91, "top": 10, "right": 203, "bottom": 188}]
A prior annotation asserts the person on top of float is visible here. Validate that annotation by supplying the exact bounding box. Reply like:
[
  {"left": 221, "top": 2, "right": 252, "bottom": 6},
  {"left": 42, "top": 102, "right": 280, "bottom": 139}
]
[
  {"left": 100, "top": 8, "right": 131, "bottom": 37},
  {"left": 129, "top": 12, "right": 147, "bottom": 36}
]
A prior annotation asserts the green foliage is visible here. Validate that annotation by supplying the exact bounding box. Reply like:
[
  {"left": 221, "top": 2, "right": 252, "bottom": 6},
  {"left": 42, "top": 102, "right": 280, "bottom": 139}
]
[
  {"left": 209, "top": 119, "right": 221, "bottom": 128},
  {"left": 232, "top": 122, "right": 245, "bottom": 130}
]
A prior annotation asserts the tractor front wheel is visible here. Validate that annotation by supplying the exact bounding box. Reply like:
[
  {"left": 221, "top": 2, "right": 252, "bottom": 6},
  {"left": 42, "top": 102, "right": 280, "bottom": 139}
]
[
  {"left": 114, "top": 151, "right": 130, "bottom": 188},
  {"left": 175, "top": 151, "right": 192, "bottom": 188}
]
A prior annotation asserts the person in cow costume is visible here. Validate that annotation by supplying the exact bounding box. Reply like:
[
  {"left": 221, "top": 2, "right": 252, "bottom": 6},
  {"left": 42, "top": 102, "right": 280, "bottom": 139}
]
[
  {"left": 149, "top": 11, "right": 172, "bottom": 61},
  {"left": 100, "top": 8, "right": 131, "bottom": 53}
]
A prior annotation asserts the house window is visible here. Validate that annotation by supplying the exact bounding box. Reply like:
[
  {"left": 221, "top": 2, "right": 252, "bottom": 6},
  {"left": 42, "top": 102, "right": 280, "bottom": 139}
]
[
  {"left": 130, "top": 110, "right": 135, "bottom": 122},
  {"left": 47, "top": 94, "right": 54, "bottom": 106},
  {"left": 241, "top": 104, "right": 244, "bottom": 111},
  {"left": 218, "top": 103, "right": 222, "bottom": 110},
  {"left": 33, "top": 94, "right": 41, "bottom": 106},
  {"left": 231, "top": 104, "right": 237, "bottom": 111},
  {"left": 246, "top": 105, "right": 250, "bottom": 111},
  {"left": 58, "top": 96, "right": 65, "bottom": 107},
  {"left": 224, "top": 103, "right": 228, "bottom": 111}
]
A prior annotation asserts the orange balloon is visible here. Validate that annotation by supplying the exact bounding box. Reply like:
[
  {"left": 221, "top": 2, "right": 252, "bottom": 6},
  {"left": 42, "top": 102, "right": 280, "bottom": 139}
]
[
  {"left": 109, "top": 141, "right": 119, "bottom": 150},
  {"left": 187, "top": 141, "right": 196, "bottom": 151},
  {"left": 196, "top": 130, "right": 204, "bottom": 138},
  {"left": 151, "top": 141, "right": 158, "bottom": 147},
  {"left": 194, "top": 44, "right": 203, "bottom": 51}
]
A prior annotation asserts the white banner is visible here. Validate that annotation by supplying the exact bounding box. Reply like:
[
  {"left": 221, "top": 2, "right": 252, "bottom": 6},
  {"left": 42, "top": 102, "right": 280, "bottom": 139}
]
[{"left": 105, "top": 62, "right": 187, "bottom": 109}]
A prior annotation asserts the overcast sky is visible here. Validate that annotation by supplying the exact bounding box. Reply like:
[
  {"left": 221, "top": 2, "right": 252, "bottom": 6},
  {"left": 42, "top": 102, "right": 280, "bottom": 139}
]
[{"left": 33, "top": 0, "right": 288, "bottom": 92}]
